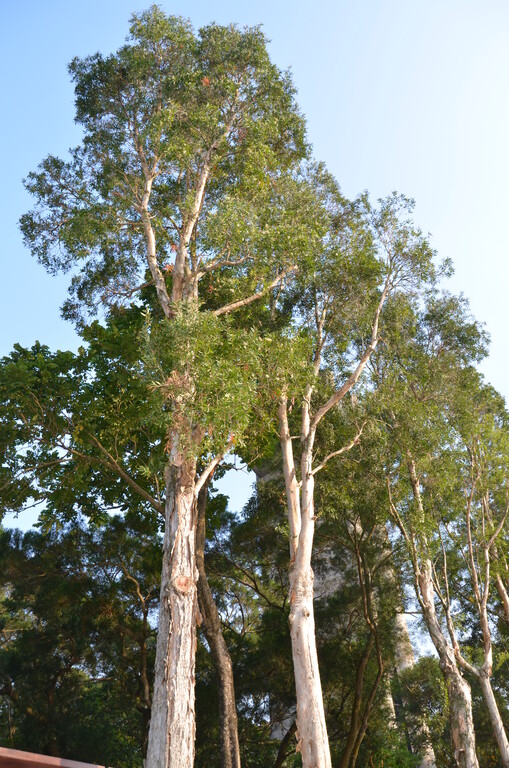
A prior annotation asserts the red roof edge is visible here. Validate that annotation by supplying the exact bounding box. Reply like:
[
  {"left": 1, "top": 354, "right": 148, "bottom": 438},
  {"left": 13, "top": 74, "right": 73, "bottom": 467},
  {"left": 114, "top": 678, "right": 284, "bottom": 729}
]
[{"left": 0, "top": 746, "right": 106, "bottom": 768}]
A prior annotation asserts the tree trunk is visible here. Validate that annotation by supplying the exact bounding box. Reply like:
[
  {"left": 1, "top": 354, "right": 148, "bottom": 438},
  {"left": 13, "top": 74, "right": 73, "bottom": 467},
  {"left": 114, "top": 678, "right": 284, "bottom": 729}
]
[
  {"left": 196, "top": 482, "right": 242, "bottom": 768},
  {"left": 417, "top": 562, "right": 478, "bottom": 768},
  {"left": 273, "top": 720, "right": 297, "bottom": 768},
  {"left": 146, "top": 459, "right": 198, "bottom": 768},
  {"left": 478, "top": 674, "right": 509, "bottom": 767},
  {"left": 495, "top": 573, "right": 509, "bottom": 625},
  {"left": 338, "top": 638, "right": 373, "bottom": 768},
  {"left": 279, "top": 397, "right": 332, "bottom": 768},
  {"left": 446, "top": 669, "right": 478, "bottom": 768},
  {"left": 288, "top": 557, "right": 332, "bottom": 768}
]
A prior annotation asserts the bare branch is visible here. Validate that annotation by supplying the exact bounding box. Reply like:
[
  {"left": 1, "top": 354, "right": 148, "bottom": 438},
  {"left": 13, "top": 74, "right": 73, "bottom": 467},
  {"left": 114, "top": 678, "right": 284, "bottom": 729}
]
[
  {"left": 197, "top": 253, "right": 251, "bottom": 276},
  {"left": 194, "top": 437, "right": 235, "bottom": 497}
]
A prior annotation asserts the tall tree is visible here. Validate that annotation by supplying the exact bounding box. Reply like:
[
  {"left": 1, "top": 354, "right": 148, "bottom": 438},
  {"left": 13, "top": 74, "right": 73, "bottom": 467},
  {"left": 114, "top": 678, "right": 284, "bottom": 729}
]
[
  {"left": 272, "top": 182, "right": 437, "bottom": 767},
  {"left": 378, "top": 293, "right": 490, "bottom": 767},
  {"left": 20, "top": 9, "right": 307, "bottom": 768}
]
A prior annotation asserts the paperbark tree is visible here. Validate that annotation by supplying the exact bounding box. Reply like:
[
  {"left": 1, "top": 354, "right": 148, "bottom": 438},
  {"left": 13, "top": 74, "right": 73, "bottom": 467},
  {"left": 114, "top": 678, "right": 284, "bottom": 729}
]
[
  {"left": 434, "top": 383, "right": 509, "bottom": 766},
  {"left": 377, "top": 293, "right": 491, "bottom": 767},
  {"left": 20, "top": 11, "right": 308, "bottom": 767},
  {"left": 271, "top": 185, "right": 438, "bottom": 767}
]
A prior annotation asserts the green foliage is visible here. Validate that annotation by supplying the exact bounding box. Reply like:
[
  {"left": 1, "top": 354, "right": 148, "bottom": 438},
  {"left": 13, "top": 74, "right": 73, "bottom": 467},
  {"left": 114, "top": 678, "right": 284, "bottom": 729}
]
[
  {"left": 395, "top": 657, "right": 452, "bottom": 768},
  {"left": 0, "top": 518, "right": 159, "bottom": 765},
  {"left": 11, "top": 6, "right": 509, "bottom": 767},
  {"left": 0, "top": 311, "right": 166, "bottom": 529},
  {"left": 21, "top": 8, "right": 307, "bottom": 324},
  {"left": 143, "top": 307, "right": 270, "bottom": 457}
]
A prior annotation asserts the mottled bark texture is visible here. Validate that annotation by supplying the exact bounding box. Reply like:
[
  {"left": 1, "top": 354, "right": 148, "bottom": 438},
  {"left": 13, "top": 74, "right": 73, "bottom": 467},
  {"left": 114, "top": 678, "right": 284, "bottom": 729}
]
[
  {"left": 146, "top": 460, "right": 198, "bottom": 768},
  {"left": 280, "top": 398, "right": 332, "bottom": 768}
]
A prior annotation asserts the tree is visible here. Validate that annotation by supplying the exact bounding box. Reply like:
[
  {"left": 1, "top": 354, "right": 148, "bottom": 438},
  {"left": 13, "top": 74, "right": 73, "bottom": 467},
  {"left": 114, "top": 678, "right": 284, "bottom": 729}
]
[
  {"left": 20, "top": 9, "right": 307, "bottom": 768},
  {"left": 271, "top": 182, "right": 438, "bottom": 767},
  {"left": 378, "top": 293, "right": 491, "bottom": 767}
]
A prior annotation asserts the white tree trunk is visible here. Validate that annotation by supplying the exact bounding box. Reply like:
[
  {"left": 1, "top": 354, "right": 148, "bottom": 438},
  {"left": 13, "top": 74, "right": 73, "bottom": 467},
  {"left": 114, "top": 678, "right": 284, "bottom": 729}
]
[
  {"left": 279, "top": 399, "right": 332, "bottom": 768},
  {"left": 478, "top": 674, "right": 509, "bottom": 767},
  {"left": 146, "top": 460, "right": 198, "bottom": 768},
  {"left": 289, "top": 556, "right": 332, "bottom": 768},
  {"left": 418, "top": 562, "right": 478, "bottom": 768}
]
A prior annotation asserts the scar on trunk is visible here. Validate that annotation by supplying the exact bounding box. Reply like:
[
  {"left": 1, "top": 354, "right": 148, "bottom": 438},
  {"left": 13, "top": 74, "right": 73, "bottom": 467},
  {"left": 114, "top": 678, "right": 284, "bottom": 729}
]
[{"left": 173, "top": 575, "right": 193, "bottom": 593}]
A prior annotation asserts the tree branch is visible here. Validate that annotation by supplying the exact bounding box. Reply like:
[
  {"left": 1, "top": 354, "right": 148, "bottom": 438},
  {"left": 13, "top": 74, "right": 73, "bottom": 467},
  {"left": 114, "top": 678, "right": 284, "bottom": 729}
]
[
  {"left": 213, "top": 267, "right": 297, "bottom": 317},
  {"left": 311, "top": 421, "right": 366, "bottom": 476}
]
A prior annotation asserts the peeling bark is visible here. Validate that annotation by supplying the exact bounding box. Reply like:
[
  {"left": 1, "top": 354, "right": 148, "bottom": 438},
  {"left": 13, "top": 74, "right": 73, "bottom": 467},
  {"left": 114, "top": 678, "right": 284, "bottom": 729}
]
[
  {"left": 288, "top": 558, "right": 331, "bottom": 768},
  {"left": 146, "top": 459, "right": 198, "bottom": 768}
]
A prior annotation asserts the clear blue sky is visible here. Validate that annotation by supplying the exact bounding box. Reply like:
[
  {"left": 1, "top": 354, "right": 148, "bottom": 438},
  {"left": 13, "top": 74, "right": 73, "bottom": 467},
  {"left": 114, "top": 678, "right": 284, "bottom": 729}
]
[{"left": 2, "top": 2, "right": 508, "bottom": 389}]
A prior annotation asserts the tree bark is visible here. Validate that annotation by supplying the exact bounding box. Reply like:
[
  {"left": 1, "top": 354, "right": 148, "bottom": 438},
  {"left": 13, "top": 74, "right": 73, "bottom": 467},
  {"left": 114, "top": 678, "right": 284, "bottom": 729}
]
[
  {"left": 196, "top": 481, "right": 242, "bottom": 768},
  {"left": 290, "top": 443, "right": 332, "bottom": 764},
  {"left": 495, "top": 573, "right": 509, "bottom": 625},
  {"left": 478, "top": 674, "right": 509, "bottom": 767},
  {"left": 278, "top": 397, "right": 332, "bottom": 768},
  {"left": 288, "top": 553, "right": 331, "bottom": 768},
  {"left": 417, "top": 562, "right": 478, "bottom": 768},
  {"left": 146, "top": 458, "right": 198, "bottom": 768}
]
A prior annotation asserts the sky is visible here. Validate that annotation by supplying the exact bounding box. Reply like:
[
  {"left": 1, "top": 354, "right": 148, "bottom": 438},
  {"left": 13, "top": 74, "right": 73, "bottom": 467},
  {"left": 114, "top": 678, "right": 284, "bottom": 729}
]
[{"left": 2, "top": 0, "right": 509, "bottom": 530}]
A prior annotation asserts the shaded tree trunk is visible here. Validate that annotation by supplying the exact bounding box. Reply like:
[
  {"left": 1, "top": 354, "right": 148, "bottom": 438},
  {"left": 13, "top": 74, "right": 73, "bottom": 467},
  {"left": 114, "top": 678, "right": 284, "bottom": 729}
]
[
  {"left": 196, "top": 480, "right": 242, "bottom": 768},
  {"left": 146, "top": 458, "right": 198, "bottom": 768},
  {"left": 273, "top": 720, "right": 297, "bottom": 768},
  {"left": 338, "top": 637, "right": 374, "bottom": 768}
]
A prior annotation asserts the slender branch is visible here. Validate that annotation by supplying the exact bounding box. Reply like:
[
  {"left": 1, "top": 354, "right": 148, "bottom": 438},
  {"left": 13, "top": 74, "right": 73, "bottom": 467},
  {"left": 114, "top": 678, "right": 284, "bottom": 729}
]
[
  {"left": 213, "top": 267, "right": 297, "bottom": 317},
  {"left": 197, "top": 253, "right": 251, "bottom": 276},
  {"left": 311, "top": 421, "right": 366, "bottom": 476},
  {"left": 310, "top": 272, "right": 392, "bottom": 430},
  {"left": 194, "top": 438, "right": 235, "bottom": 497},
  {"left": 83, "top": 431, "right": 164, "bottom": 515},
  {"left": 386, "top": 477, "right": 419, "bottom": 572}
]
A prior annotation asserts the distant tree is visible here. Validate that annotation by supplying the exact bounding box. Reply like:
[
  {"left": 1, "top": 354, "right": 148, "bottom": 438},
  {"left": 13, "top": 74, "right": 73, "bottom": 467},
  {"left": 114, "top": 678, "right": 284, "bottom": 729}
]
[{"left": 0, "top": 518, "right": 160, "bottom": 767}]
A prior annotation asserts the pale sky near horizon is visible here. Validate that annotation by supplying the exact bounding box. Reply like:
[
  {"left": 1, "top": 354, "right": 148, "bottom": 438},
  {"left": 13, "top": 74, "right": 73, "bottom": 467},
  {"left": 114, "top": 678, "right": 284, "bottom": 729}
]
[{"left": 2, "top": 1, "right": 509, "bottom": 532}]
